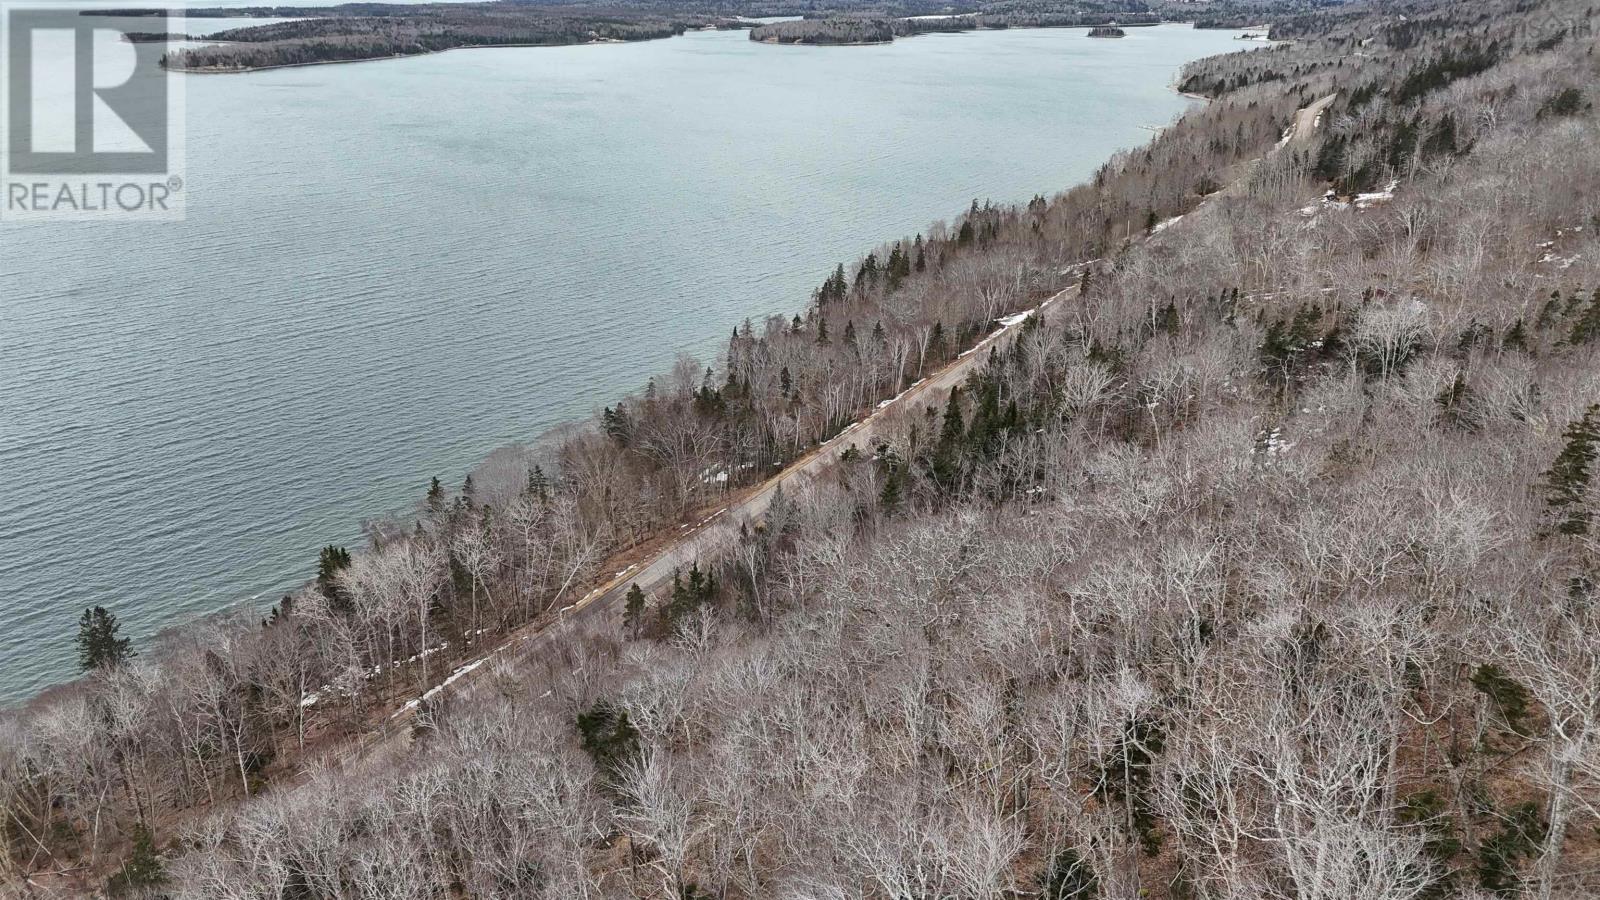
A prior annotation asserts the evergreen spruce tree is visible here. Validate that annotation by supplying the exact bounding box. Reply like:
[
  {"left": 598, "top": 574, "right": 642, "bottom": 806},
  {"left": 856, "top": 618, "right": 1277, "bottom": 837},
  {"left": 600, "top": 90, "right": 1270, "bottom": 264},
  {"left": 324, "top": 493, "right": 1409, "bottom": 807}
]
[
  {"left": 1568, "top": 288, "right": 1600, "bottom": 345},
  {"left": 526, "top": 464, "right": 550, "bottom": 503},
  {"left": 966, "top": 382, "right": 998, "bottom": 456},
  {"left": 1544, "top": 404, "right": 1600, "bottom": 535},
  {"left": 1502, "top": 318, "right": 1529, "bottom": 353},
  {"left": 1314, "top": 131, "right": 1347, "bottom": 183},
  {"left": 1536, "top": 291, "right": 1562, "bottom": 330},
  {"left": 317, "top": 545, "right": 354, "bottom": 615},
  {"left": 76, "top": 606, "right": 133, "bottom": 673},
  {"left": 107, "top": 825, "right": 166, "bottom": 897},
  {"left": 817, "top": 263, "right": 847, "bottom": 304},
  {"left": 1424, "top": 113, "right": 1458, "bottom": 157},
  {"left": 1156, "top": 300, "right": 1180, "bottom": 336},
  {"left": 1434, "top": 370, "right": 1476, "bottom": 431},
  {"left": 931, "top": 388, "right": 966, "bottom": 490},
  {"left": 426, "top": 476, "right": 445, "bottom": 514},
  {"left": 939, "top": 388, "right": 965, "bottom": 447},
  {"left": 852, "top": 254, "right": 878, "bottom": 294},
  {"left": 767, "top": 481, "right": 793, "bottom": 540},
  {"left": 662, "top": 569, "right": 689, "bottom": 630},
  {"left": 602, "top": 406, "right": 632, "bottom": 447},
  {"left": 879, "top": 459, "right": 904, "bottom": 512},
  {"left": 575, "top": 699, "right": 640, "bottom": 784},
  {"left": 266, "top": 594, "right": 294, "bottom": 626},
  {"left": 687, "top": 563, "right": 709, "bottom": 606},
  {"left": 624, "top": 583, "right": 646, "bottom": 640},
  {"left": 816, "top": 317, "right": 830, "bottom": 346},
  {"left": 661, "top": 564, "right": 717, "bottom": 630},
  {"left": 1454, "top": 321, "right": 1491, "bottom": 356}
]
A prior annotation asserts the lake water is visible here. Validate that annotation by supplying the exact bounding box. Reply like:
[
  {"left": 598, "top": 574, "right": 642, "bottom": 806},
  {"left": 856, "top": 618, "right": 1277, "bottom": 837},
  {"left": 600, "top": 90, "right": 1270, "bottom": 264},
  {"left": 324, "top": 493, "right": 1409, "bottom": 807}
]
[{"left": 0, "top": 22, "right": 1240, "bottom": 703}]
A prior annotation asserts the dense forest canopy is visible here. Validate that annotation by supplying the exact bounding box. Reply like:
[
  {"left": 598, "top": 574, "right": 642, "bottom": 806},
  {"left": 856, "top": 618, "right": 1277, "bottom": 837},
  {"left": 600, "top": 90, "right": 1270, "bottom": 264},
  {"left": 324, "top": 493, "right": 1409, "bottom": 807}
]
[{"left": 19, "top": 0, "right": 1600, "bottom": 896}]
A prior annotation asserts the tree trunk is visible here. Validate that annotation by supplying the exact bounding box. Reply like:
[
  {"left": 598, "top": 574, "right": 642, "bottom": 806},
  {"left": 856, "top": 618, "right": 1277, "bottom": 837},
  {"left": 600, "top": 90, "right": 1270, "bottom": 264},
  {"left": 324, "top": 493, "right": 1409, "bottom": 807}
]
[{"left": 1537, "top": 751, "right": 1573, "bottom": 900}]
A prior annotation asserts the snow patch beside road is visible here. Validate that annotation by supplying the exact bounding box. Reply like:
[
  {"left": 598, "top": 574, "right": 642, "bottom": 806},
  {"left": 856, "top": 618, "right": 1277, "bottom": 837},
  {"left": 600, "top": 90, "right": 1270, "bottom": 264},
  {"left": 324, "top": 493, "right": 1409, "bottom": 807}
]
[{"left": 396, "top": 658, "right": 488, "bottom": 716}]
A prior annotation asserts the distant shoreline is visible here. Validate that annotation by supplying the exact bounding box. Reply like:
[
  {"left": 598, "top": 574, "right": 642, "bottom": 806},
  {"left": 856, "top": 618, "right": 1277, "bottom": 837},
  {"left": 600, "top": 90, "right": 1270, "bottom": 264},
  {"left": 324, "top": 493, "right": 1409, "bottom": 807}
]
[
  {"left": 170, "top": 18, "right": 1208, "bottom": 70},
  {"left": 752, "top": 18, "right": 1170, "bottom": 47},
  {"left": 168, "top": 34, "right": 676, "bottom": 73}
]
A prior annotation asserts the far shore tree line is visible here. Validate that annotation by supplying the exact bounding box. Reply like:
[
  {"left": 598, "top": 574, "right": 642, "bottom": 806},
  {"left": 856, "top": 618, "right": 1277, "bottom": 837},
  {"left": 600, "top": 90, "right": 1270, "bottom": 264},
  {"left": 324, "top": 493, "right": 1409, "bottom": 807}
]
[
  {"left": 161, "top": 10, "right": 738, "bottom": 70},
  {"left": 145, "top": 0, "right": 1343, "bottom": 66}
]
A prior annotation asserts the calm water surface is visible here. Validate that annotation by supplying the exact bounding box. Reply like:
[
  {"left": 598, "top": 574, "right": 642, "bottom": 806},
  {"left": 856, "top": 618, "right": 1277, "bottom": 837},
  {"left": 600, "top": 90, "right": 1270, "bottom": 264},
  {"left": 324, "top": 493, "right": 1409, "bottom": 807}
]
[{"left": 0, "top": 23, "right": 1240, "bottom": 702}]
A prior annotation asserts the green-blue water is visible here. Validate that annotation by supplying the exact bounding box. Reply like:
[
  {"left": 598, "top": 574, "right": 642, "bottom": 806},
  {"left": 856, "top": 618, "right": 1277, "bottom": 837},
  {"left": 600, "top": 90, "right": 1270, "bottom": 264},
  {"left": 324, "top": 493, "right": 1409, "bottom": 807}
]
[{"left": 0, "top": 22, "right": 1242, "bottom": 702}]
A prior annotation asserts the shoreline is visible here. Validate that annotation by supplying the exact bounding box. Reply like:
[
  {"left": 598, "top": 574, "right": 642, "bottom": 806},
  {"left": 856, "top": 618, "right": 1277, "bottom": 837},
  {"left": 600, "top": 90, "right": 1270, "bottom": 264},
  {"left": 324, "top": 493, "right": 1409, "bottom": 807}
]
[
  {"left": 170, "top": 19, "right": 1217, "bottom": 73},
  {"left": 753, "top": 18, "right": 1174, "bottom": 48},
  {"left": 330, "top": 82, "right": 1335, "bottom": 773},
  {"left": 167, "top": 35, "right": 671, "bottom": 73},
  {"left": 6, "top": 24, "right": 1257, "bottom": 707}
]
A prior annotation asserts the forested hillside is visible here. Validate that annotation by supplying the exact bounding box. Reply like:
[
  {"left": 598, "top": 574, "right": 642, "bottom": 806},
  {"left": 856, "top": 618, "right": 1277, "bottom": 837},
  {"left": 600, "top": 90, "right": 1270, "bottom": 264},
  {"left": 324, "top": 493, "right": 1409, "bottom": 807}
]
[
  {"left": 160, "top": 8, "right": 734, "bottom": 70},
  {"left": 12, "top": 0, "right": 1600, "bottom": 896}
]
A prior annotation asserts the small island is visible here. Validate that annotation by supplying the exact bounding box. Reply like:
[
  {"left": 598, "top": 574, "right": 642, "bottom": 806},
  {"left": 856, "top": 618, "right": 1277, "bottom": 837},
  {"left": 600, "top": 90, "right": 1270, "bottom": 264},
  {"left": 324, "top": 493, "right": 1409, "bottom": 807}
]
[
  {"left": 749, "top": 17, "right": 903, "bottom": 45},
  {"left": 1087, "top": 25, "right": 1126, "bottom": 38},
  {"left": 124, "top": 31, "right": 195, "bottom": 42},
  {"left": 747, "top": 15, "right": 974, "bottom": 46}
]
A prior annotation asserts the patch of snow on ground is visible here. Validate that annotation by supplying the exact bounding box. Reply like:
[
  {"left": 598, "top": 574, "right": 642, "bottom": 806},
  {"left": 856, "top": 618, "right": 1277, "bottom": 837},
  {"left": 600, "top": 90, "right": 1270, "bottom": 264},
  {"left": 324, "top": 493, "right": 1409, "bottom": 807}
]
[
  {"left": 1308, "top": 190, "right": 1349, "bottom": 213},
  {"left": 873, "top": 377, "right": 926, "bottom": 410},
  {"left": 396, "top": 658, "right": 488, "bottom": 715},
  {"left": 1252, "top": 428, "right": 1294, "bottom": 457},
  {"left": 1354, "top": 180, "right": 1399, "bottom": 208},
  {"left": 1152, "top": 214, "right": 1184, "bottom": 234},
  {"left": 1307, "top": 182, "right": 1397, "bottom": 214}
]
